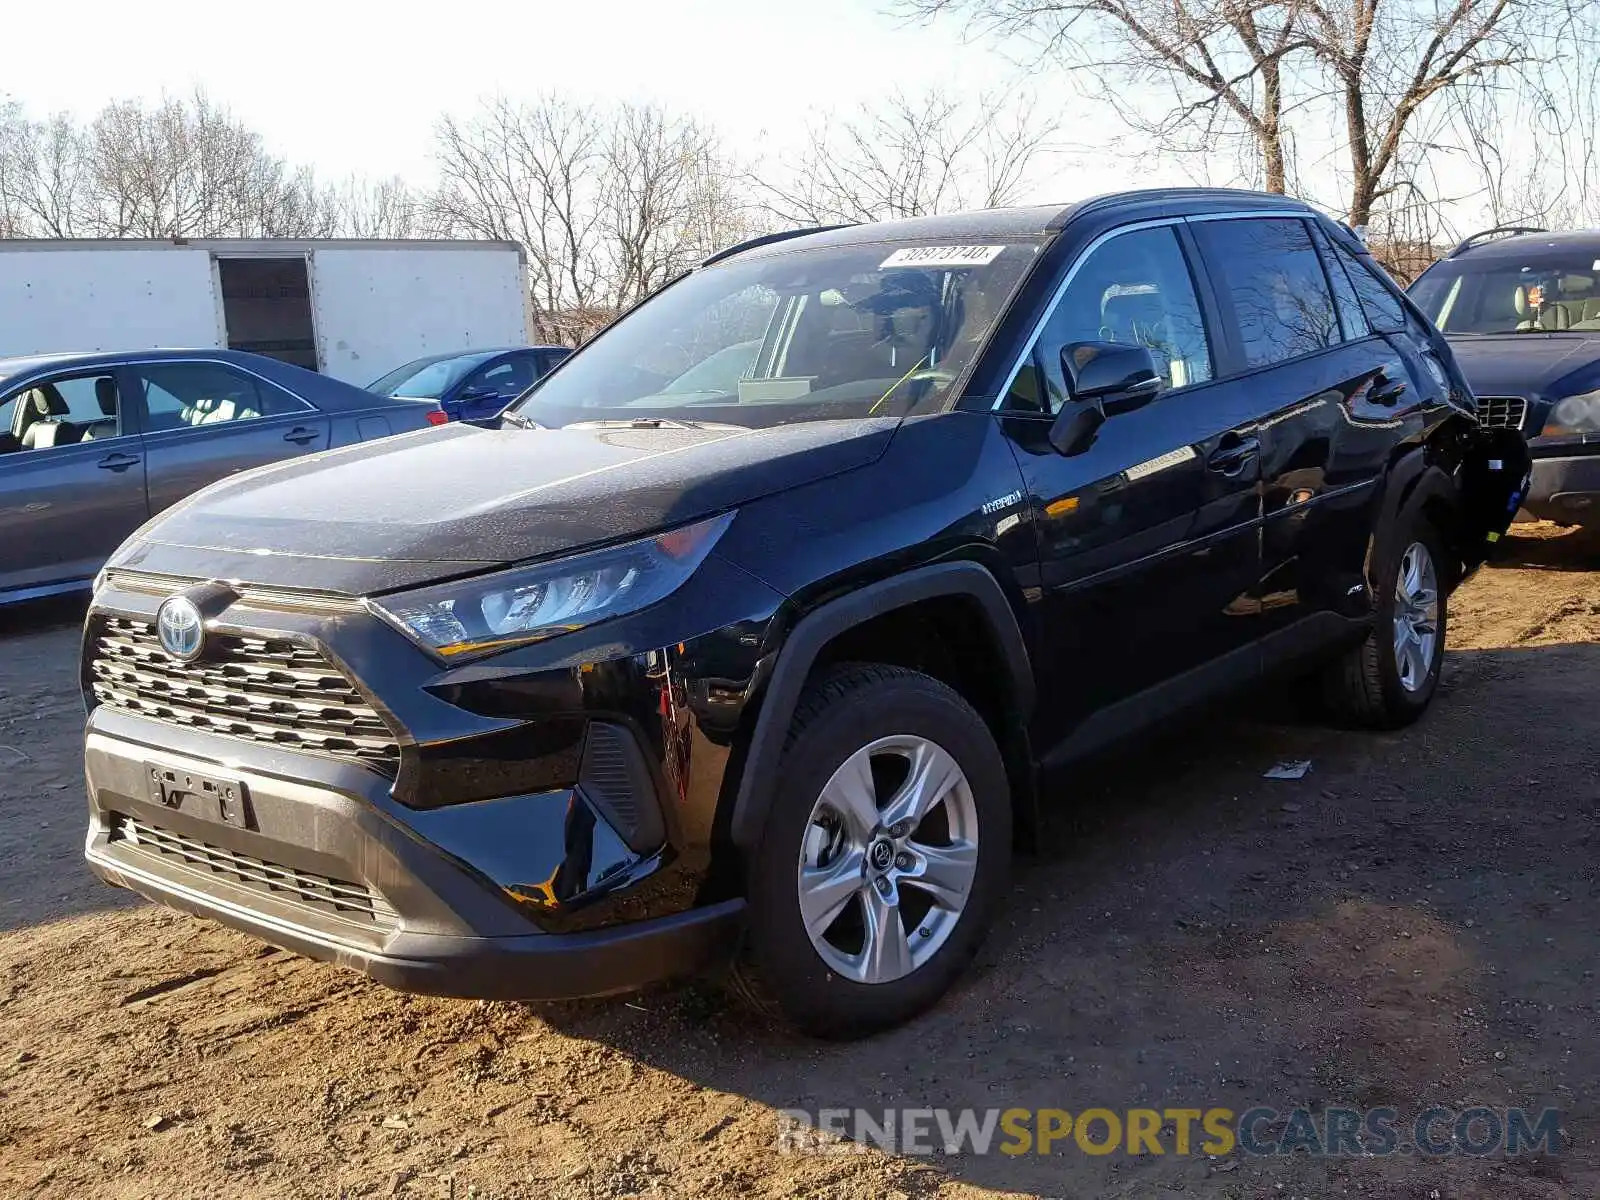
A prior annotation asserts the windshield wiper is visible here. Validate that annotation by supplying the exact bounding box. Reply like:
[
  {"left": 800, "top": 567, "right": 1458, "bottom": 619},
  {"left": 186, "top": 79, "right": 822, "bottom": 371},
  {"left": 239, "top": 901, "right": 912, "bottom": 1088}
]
[{"left": 500, "top": 410, "right": 542, "bottom": 430}]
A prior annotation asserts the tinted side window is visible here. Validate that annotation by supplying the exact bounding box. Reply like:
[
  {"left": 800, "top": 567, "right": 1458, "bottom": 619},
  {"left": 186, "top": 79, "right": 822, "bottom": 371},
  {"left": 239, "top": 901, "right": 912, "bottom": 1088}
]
[
  {"left": 1332, "top": 242, "right": 1408, "bottom": 333},
  {"left": 1026, "top": 225, "right": 1213, "bottom": 414},
  {"left": 1310, "top": 225, "right": 1370, "bottom": 341},
  {"left": 1194, "top": 218, "right": 1342, "bottom": 368},
  {"left": 136, "top": 363, "right": 305, "bottom": 432},
  {"left": 466, "top": 358, "right": 529, "bottom": 398}
]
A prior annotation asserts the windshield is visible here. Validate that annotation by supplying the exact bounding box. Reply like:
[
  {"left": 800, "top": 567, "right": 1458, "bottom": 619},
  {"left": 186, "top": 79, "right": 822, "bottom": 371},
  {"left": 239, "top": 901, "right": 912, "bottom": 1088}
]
[
  {"left": 508, "top": 240, "right": 1042, "bottom": 428},
  {"left": 1410, "top": 249, "right": 1600, "bottom": 334},
  {"left": 369, "top": 352, "right": 499, "bottom": 397}
]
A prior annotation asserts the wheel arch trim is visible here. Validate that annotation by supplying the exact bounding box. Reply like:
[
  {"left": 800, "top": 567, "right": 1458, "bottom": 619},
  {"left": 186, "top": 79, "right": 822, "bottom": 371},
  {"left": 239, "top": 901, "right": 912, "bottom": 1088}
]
[{"left": 727, "top": 560, "right": 1034, "bottom": 852}]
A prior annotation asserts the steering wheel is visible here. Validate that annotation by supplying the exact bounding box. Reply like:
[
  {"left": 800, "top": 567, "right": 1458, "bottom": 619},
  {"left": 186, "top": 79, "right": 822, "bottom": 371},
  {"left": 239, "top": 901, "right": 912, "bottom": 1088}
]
[{"left": 903, "top": 368, "right": 958, "bottom": 387}]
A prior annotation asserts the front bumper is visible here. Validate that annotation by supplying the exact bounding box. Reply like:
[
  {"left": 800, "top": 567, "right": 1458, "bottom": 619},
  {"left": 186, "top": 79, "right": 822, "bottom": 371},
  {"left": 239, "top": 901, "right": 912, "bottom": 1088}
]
[
  {"left": 78, "top": 558, "right": 784, "bottom": 1000},
  {"left": 84, "top": 710, "right": 744, "bottom": 1000},
  {"left": 1522, "top": 451, "right": 1600, "bottom": 525}
]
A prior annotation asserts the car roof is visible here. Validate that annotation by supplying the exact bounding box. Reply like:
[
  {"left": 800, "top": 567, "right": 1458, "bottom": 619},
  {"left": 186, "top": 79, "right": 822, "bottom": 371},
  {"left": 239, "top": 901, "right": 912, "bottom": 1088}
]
[
  {"left": 1448, "top": 229, "right": 1600, "bottom": 262},
  {"left": 711, "top": 188, "right": 1314, "bottom": 263},
  {"left": 0, "top": 348, "right": 421, "bottom": 413},
  {"left": 395, "top": 345, "right": 568, "bottom": 367}
]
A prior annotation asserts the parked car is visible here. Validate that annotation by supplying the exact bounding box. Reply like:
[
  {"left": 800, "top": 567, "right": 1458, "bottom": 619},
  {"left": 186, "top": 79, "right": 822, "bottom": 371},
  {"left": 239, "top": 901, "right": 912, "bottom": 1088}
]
[
  {"left": 82, "top": 190, "right": 1529, "bottom": 1038},
  {"left": 368, "top": 346, "right": 570, "bottom": 425},
  {"left": 0, "top": 348, "right": 446, "bottom": 606},
  {"left": 1409, "top": 226, "right": 1600, "bottom": 527}
]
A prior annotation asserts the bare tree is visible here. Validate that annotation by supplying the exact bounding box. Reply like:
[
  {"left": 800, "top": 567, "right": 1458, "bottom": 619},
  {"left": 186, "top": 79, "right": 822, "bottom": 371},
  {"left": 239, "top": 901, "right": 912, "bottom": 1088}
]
[
  {"left": 430, "top": 96, "right": 752, "bottom": 343},
  {"left": 430, "top": 95, "right": 609, "bottom": 342},
  {"left": 334, "top": 175, "right": 421, "bottom": 238},
  {"left": 758, "top": 89, "right": 1062, "bottom": 224},
  {"left": 907, "top": 0, "right": 1594, "bottom": 231},
  {"left": 0, "top": 107, "right": 93, "bottom": 237}
]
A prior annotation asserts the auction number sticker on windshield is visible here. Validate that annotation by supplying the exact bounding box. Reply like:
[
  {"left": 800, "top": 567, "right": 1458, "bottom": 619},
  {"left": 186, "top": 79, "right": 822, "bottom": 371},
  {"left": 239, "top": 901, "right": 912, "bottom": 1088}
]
[{"left": 880, "top": 245, "right": 1006, "bottom": 269}]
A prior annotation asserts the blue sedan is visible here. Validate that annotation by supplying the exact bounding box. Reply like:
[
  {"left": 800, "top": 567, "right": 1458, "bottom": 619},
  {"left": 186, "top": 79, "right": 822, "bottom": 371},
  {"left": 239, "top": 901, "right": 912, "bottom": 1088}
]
[
  {"left": 367, "top": 346, "right": 570, "bottom": 425},
  {"left": 0, "top": 348, "right": 448, "bottom": 606}
]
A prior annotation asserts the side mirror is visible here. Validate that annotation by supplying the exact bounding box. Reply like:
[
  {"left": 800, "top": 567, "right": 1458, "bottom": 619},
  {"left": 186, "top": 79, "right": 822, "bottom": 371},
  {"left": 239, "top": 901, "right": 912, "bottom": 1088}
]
[
  {"left": 1064, "top": 341, "right": 1163, "bottom": 414},
  {"left": 1048, "top": 341, "right": 1164, "bottom": 456}
]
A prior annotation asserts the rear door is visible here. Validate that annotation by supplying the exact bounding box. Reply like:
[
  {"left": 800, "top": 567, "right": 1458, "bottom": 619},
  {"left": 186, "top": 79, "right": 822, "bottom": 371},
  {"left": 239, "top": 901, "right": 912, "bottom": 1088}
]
[
  {"left": 996, "top": 221, "right": 1264, "bottom": 752},
  {"left": 0, "top": 368, "right": 147, "bottom": 595},
  {"left": 1189, "top": 215, "right": 1411, "bottom": 644},
  {"left": 131, "top": 360, "right": 331, "bottom": 517}
]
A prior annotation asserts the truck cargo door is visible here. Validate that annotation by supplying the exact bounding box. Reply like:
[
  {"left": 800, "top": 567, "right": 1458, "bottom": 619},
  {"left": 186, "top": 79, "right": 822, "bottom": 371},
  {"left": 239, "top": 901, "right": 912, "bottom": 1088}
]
[{"left": 216, "top": 256, "right": 319, "bottom": 372}]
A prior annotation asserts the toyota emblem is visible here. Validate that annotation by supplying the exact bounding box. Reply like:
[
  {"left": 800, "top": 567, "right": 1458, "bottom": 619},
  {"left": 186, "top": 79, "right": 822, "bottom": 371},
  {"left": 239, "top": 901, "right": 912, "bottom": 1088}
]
[{"left": 156, "top": 596, "right": 205, "bottom": 662}]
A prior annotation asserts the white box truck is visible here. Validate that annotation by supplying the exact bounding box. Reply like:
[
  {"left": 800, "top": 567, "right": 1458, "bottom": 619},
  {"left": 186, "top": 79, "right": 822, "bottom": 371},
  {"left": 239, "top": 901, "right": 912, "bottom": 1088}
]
[{"left": 0, "top": 238, "right": 533, "bottom": 385}]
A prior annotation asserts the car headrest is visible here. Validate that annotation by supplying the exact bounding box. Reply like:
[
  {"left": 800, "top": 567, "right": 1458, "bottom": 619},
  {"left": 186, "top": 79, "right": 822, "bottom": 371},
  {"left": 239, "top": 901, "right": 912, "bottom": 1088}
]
[
  {"left": 1514, "top": 286, "right": 1529, "bottom": 316},
  {"left": 94, "top": 376, "right": 118, "bottom": 416},
  {"left": 26, "top": 387, "right": 68, "bottom": 417},
  {"left": 1103, "top": 289, "right": 1167, "bottom": 334}
]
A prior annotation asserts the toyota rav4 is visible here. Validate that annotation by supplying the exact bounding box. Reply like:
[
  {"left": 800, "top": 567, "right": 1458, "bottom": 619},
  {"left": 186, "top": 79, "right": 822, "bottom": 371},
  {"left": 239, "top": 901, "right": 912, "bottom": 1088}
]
[{"left": 82, "top": 189, "right": 1529, "bottom": 1038}]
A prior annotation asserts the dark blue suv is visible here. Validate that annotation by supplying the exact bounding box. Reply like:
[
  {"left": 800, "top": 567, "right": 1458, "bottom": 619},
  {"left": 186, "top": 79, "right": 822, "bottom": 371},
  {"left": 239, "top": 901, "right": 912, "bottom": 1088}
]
[
  {"left": 368, "top": 346, "right": 569, "bottom": 425},
  {"left": 1409, "top": 227, "right": 1600, "bottom": 527}
]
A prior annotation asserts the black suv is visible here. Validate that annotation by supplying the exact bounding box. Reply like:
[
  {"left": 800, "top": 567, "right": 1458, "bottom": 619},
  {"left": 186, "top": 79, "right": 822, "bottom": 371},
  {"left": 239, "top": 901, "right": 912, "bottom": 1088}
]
[
  {"left": 83, "top": 189, "right": 1529, "bottom": 1037},
  {"left": 1410, "top": 226, "right": 1600, "bottom": 527}
]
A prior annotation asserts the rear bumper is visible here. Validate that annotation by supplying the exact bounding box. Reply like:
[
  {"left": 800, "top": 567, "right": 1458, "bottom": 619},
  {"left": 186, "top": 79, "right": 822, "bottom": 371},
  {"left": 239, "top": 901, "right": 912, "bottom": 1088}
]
[
  {"left": 83, "top": 712, "right": 744, "bottom": 1001},
  {"left": 1523, "top": 452, "right": 1600, "bottom": 525}
]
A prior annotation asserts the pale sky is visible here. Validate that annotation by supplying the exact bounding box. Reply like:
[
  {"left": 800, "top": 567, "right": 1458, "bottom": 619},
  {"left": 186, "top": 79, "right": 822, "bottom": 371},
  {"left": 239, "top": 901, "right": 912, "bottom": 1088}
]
[
  {"left": 3, "top": 0, "right": 1195, "bottom": 198},
  {"left": 4, "top": 0, "right": 1506, "bottom": 229}
]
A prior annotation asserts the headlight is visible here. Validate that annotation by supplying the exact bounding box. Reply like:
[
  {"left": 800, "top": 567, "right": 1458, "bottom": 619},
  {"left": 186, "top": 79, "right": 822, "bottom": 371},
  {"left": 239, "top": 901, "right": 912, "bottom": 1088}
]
[
  {"left": 1539, "top": 390, "right": 1600, "bottom": 439},
  {"left": 370, "top": 511, "right": 735, "bottom": 658}
]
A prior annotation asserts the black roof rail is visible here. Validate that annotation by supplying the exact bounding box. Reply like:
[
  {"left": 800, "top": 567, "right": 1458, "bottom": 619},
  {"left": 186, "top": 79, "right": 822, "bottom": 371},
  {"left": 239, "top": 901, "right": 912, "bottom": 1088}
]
[
  {"left": 1447, "top": 225, "right": 1548, "bottom": 258},
  {"left": 700, "top": 224, "right": 855, "bottom": 267}
]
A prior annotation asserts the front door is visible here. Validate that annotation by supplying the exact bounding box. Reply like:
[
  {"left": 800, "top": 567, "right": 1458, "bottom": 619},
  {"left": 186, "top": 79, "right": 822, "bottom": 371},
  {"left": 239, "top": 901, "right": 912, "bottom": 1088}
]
[
  {"left": 452, "top": 353, "right": 541, "bottom": 423},
  {"left": 129, "top": 360, "right": 330, "bottom": 517},
  {"left": 0, "top": 369, "right": 148, "bottom": 596},
  {"left": 996, "top": 222, "right": 1264, "bottom": 755}
]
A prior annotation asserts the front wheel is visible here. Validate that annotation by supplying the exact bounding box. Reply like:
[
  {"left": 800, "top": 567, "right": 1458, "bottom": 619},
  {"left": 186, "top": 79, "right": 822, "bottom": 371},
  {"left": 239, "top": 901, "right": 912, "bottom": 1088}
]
[
  {"left": 730, "top": 664, "right": 1011, "bottom": 1038},
  {"left": 1322, "top": 515, "right": 1448, "bottom": 728}
]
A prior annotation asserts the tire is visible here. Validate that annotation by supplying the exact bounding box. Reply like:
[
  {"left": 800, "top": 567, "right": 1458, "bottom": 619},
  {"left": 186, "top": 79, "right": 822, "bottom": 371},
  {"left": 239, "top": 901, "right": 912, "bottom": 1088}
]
[
  {"left": 729, "top": 663, "right": 1011, "bottom": 1038},
  {"left": 1321, "top": 509, "right": 1449, "bottom": 729}
]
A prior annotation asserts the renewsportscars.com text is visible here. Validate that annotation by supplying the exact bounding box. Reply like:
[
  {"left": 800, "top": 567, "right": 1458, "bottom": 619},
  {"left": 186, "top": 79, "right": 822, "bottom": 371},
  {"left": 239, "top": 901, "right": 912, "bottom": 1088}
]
[{"left": 776, "top": 1106, "right": 1563, "bottom": 1158}]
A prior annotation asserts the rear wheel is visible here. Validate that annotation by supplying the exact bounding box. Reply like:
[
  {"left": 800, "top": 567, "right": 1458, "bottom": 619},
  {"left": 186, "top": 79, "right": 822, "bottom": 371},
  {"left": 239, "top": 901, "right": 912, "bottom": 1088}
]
[
  {"left": 729, "top": 664, "right": 1011, "bottom": 1038},
  {"left": 1322, "top": 513, "right": 1448, "bottom": 728}
]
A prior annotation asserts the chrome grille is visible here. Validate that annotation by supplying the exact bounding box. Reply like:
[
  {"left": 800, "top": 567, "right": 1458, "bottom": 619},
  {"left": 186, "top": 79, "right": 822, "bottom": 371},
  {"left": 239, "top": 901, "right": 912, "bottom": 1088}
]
[
  {"left": 108, "top": 813, "right": 393, "bottom": 926},
  {"left": 89, "top": 616, "right": 400, "bottom": 774},
  {"left": 1476, "top": 396, "right": 1527, "bottom": 430}
]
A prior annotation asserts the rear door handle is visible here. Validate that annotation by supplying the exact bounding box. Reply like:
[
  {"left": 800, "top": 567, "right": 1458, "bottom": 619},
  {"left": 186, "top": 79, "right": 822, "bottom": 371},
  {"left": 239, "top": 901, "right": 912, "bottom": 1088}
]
[
  {"left": 97, "top": 452, "right": 140, "bottom": 472},
  {"left": 1370, "top": 372, "right": 1408, "bottom": 406},
  {"left": 1206, "top": 436, "right": 1260, "bottom": 477},
  {"left": 283, "top": 427, "right": 321, "bottom": 445}
]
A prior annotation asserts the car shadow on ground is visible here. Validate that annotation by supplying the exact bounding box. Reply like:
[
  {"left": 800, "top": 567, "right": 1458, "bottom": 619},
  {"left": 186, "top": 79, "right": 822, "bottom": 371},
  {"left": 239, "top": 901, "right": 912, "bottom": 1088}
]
[
  {"left": 1493, "top": 523, "right": 1600, "bottom": 570},
  {"left": 529, "top": 640, "right": 1600, "bottom": 1197}
]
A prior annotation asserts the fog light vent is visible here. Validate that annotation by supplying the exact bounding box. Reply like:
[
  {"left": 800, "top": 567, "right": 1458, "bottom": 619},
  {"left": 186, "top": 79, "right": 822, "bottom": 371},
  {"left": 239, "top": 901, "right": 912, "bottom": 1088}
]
[{"left": 578, "top": 722, "right": 665, "bottom": 853}]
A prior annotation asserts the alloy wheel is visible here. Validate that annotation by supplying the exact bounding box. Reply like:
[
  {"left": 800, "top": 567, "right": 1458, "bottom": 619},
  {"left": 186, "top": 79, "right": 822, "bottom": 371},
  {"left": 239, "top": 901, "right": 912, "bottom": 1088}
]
[
  {"left": 796, "top": 734, "right": 979, "bottom": 984},
  {"left": 1393, "top": 541, "right": 1440, "bottom": 692}
]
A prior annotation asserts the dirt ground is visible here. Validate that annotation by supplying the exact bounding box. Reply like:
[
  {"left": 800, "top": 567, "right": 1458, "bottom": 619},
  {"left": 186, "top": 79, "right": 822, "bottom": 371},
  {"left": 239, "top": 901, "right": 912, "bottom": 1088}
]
[{"left": 2, "top": 524, "right": 1598, "bottom": 1200}]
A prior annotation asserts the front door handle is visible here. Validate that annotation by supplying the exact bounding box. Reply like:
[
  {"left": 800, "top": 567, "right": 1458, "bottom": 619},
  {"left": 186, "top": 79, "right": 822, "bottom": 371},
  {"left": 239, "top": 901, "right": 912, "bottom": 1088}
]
[
  {"left": 1206, "top": 436, "right": 1260, "bottom": 478},
  {"left": 1370, "top": 372, "right": 1408, "bottom": 406},
  {"left": 97, "top": 452, "right": 140, "bottom": 472},
  {"left": 283, "top": 427, "right": 321, "bottom": 445}
]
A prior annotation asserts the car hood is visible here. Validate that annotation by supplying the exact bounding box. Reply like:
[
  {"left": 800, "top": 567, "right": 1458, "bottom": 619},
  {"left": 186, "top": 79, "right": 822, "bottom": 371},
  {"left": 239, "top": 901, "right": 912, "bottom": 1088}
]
[
  {"left": 112, "top": 419, "right": 896, "bottom": 594},
  {"left": 1446, "top": 334, "right": 1600, "bottom": 398}
]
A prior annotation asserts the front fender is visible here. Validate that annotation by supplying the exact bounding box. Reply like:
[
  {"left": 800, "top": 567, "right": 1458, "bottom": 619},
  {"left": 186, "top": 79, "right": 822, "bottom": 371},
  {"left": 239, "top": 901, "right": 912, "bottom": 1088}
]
[{"left": 725, "top": 559, "right": 1033, "bottom": 852}]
